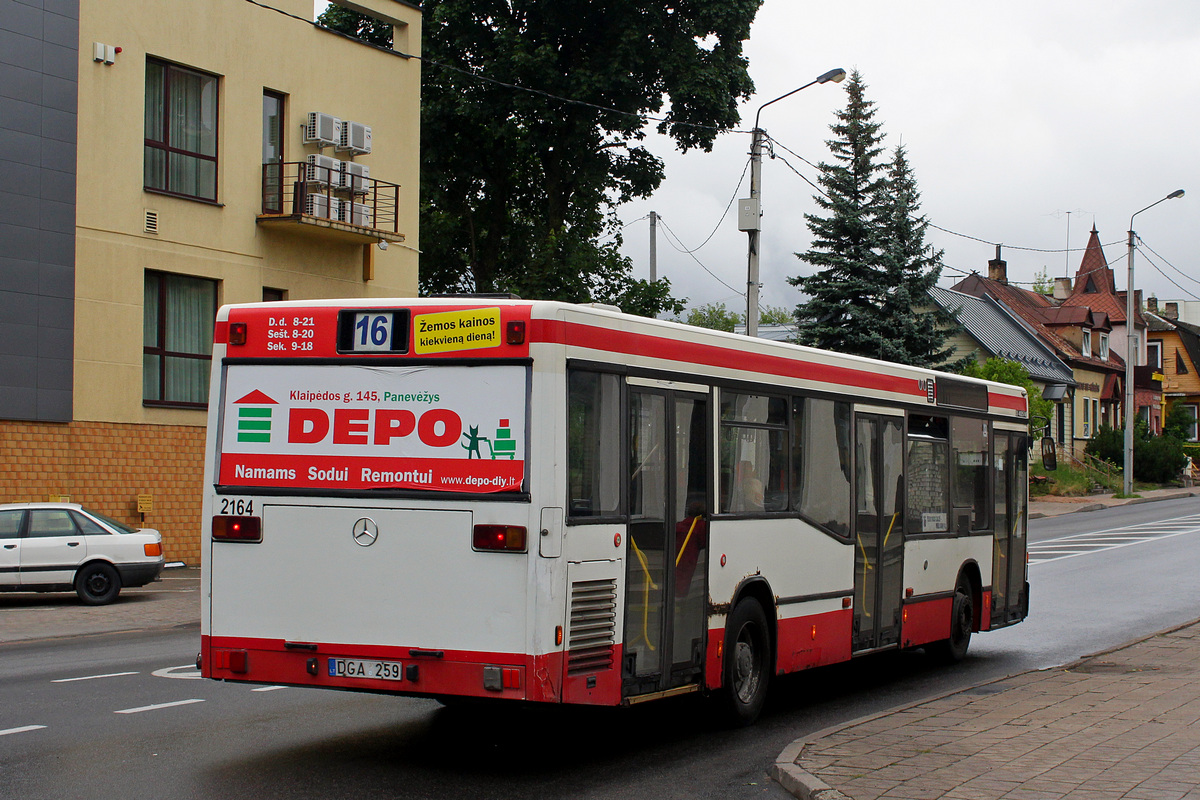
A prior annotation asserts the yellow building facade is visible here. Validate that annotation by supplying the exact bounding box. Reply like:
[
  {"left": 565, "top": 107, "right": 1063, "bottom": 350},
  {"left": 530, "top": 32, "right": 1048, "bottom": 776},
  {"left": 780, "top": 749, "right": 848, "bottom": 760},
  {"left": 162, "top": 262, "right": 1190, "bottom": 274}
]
[{"left": 0, "top": 0, "right": 421, "bottom": 563}]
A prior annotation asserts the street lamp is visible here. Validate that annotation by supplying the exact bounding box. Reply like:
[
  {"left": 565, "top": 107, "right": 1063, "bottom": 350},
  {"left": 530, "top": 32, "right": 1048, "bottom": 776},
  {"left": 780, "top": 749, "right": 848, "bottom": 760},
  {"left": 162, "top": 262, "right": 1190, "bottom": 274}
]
[
  {"left": 1124, "top": 188, "right": 1185, "bottom": 495},
  {"left": 742, "top": 67, "right": 847, "bottom": 337}
]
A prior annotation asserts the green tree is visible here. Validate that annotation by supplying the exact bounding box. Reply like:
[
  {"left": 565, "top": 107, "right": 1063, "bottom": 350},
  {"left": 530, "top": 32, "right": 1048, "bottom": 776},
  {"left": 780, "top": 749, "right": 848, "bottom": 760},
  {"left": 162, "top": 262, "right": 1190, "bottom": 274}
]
[
  {"left": 790, "top": 71, "right": 891, "bottom": 358},
  {"left": 1163, "top": 401, "right": 1195, "bottom": 441},
  {"left": 960, "top": 357, "right": 1053, "bottom": 438},
  {"left": 758, "top": 305, "right": 795, "bottom": 326},
  {"left": 874, "top": 143, "right": 958, "bottom": 366},
  {"left": 317, "top": 4, "right": 392, "bottom": 46},
  {"left": 676, "top": 302, "right": 742, "bottom": 332},
  {"left": 1031, "top": 266, "right": 1053, "bottom": 296},
  {"left": 408, "top": 0, "right": 761, "bottom": 316}
]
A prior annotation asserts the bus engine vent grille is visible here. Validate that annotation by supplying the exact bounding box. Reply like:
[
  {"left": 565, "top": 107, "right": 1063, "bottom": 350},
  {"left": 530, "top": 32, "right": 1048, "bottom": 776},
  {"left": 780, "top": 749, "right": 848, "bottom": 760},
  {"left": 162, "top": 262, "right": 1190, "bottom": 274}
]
[{"left": 568, "top": 578, "right": 617, "bottom": 675}]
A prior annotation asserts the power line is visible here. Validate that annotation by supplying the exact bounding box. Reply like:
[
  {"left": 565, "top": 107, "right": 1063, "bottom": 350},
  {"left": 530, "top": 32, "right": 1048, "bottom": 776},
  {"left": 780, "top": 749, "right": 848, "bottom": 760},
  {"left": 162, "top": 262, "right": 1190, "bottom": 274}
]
[
  {"left": 668, "top": 157, "right": 753, "bottom": 254},
  {"left": 1135, "top": 245, "right": 1200, "bottom": 302},
  {"left": 656, "top": 217, "right": 745, "bottom": 297},
  {"left": 1137, "top": 235, "right": 1200, "bottom": 290}
]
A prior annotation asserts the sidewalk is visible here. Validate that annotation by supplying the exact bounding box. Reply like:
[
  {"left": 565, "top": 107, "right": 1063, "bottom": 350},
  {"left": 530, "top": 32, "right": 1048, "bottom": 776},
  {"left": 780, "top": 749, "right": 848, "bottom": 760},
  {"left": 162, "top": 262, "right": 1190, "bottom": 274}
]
[
  {"left": 775, "top": 488, "right": 1200, "bottom": 800},
  {"left": 1028, "top": 486, "right": 1200, "bottom": 519}
]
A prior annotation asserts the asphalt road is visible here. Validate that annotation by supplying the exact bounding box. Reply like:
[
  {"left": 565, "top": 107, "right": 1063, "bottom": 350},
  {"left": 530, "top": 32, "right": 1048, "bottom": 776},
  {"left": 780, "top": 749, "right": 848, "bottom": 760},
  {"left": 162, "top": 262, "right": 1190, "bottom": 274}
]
[{"left": 4, "top": 497, "right": 1200, "bottom": 799}]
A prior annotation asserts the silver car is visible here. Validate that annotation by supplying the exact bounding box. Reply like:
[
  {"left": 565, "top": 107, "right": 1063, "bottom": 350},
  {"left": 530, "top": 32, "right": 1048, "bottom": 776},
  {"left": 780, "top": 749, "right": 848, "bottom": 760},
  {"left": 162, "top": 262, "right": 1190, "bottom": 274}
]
[{"left": 0, "top": 503, "right": 165, "bottom": 605}]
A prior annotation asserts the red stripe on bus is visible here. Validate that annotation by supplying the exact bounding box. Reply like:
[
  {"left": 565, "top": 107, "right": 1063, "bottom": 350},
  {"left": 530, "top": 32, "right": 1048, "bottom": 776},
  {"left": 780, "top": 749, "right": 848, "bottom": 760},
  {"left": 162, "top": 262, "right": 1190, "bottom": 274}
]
[
  {"left": 531, "top": 319, "right": 922, "bottom": 397},
  {"left": 989, "top": 392, "right": 1027, "bottom": 412},
  {"left": 900, "top": 596, "right": 954, "bottom": 648}
]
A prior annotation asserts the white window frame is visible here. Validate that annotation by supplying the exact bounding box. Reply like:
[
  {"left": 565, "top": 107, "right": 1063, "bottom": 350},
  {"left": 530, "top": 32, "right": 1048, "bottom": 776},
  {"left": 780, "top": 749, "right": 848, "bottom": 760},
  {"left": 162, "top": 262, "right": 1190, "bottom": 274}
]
[
  {"left": 1184, "top": 404, "right": 1199, "bottom": 442},
  {"left": 1147, "top": 340, "right": 1162, "bottom": 370},
  {"left": 1081, "top": 328, "right": 1091, "bottom": 358},
  {"left": 1099, "top": 332, "right": 1109, "bottom": 361}
]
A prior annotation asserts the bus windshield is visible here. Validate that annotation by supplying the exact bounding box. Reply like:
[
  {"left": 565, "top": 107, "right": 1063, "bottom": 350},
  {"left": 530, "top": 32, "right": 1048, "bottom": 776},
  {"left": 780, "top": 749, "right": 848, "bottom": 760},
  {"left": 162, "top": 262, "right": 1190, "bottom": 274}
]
[{"left": 215, "top": 363, "right": 527, "bottom": 494}]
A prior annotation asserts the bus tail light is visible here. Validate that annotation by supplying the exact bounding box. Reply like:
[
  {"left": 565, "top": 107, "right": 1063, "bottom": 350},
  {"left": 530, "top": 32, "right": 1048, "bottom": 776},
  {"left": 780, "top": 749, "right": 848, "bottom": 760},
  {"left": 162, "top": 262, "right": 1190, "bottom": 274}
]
[
  {"left": 229, "top": 322, "right": 248, "bottom": 346},
  {"left": 473, "top": 524, "right": 526, "bottom": 552},
  {"left": 212, "top": 515, "right": 262, "bottom": 543},
  {"left": 144, "top": 542, "right": 162, "bottom": 557}
]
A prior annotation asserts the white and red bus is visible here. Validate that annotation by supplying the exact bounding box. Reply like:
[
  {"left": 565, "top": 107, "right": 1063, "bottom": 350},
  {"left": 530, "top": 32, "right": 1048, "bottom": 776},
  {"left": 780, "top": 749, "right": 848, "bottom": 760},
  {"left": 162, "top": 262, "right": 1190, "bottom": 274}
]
[{"left": 200, "top": 298, "right": 1029, "bottom": 723}]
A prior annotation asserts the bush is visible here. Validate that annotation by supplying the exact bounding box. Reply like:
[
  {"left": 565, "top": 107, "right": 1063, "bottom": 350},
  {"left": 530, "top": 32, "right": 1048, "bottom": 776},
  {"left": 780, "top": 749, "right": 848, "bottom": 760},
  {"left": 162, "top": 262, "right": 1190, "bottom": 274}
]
[
  {"left": 1085, "top": 424, "right": 1124, "bottom": 465},
  {"left": 1085, "top": 422, "right": 1188, "bottom": 485},
  {"left": 1135, "top": 434, "right": 1188, "bottom": 484}
]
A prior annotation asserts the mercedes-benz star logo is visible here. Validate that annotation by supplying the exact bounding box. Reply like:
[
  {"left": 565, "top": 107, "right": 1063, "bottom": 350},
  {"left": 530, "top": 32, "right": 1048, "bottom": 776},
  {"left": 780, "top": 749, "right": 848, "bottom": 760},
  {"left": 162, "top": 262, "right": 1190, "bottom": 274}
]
[{"left": 352, "top": 517, "right": 379, "bottom": 547}]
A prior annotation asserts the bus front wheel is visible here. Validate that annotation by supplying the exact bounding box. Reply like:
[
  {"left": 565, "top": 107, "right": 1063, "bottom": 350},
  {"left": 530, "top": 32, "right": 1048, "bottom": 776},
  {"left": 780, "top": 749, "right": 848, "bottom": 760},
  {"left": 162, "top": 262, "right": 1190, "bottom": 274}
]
[{"left": 720, "top": 597, "right": 771, "bottom": 725}]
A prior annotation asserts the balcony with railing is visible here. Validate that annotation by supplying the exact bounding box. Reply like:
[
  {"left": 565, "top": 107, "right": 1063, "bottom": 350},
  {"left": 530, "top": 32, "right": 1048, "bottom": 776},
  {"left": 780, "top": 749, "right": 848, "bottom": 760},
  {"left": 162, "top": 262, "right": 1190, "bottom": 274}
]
[{"left": 256, "top": 161, "right": 405, "bottom": 244}]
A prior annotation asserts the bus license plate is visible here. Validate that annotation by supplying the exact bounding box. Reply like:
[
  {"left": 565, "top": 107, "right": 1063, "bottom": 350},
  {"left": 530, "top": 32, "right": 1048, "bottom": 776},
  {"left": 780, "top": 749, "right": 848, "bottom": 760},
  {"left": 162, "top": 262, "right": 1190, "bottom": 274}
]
[{"left": 328, "top": 658, "right": 404, "bottom": 681}]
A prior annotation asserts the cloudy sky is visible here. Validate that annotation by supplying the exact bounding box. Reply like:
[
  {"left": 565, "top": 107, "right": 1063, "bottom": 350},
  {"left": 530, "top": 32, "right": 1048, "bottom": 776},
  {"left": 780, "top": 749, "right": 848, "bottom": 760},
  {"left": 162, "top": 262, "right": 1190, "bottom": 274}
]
[{"left": 615, "top": 0, "right": 1200, "bottom": 317}]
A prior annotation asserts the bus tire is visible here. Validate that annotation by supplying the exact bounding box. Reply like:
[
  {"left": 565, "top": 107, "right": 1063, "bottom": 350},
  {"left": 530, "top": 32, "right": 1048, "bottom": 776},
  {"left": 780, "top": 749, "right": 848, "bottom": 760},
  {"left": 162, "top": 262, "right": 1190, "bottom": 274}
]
[
  {"left": 720, "top": 597, "right": 771, "bottom": 726},
  {"left": 930, "top": 578, "right": 972, "bottom": 663}
]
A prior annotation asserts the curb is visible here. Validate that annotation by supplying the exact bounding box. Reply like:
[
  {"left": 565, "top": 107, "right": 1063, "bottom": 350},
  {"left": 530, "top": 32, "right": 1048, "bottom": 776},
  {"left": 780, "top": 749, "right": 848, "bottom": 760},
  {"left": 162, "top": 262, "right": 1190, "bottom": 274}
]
[
  {"left": 1028, "top": 488, "right": 1199, "bottom": 520},
  {"left": 770, "top": 615, "right": 1200, "bottom": 799}
]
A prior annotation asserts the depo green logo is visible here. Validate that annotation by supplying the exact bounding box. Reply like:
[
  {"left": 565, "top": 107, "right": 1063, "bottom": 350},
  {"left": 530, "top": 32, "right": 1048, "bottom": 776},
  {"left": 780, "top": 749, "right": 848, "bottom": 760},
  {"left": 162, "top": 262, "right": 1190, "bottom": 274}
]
[{"left": 233, "top": 390, "right": 277, "bottom": 443}]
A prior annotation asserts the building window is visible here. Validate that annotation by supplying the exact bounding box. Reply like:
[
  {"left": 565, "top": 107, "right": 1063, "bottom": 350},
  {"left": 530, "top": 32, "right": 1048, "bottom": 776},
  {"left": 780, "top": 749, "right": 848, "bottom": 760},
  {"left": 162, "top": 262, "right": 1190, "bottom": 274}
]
[
  {"left": 1081, "top": 329, "right": 1091, "bottom": 358},
  {"left": 262, "top": 90, "right": 285, "bottom": 213},
  {"left": 1148, "top": 341, "right": 1162, "bottom": 370},
  {"left": 1178, "top": 350, "right": 1189, "bottom": 375},
  {"left": 1183, "top": 405, "right": 1199, "bottom": 442},
  {"left": 262, "top": 287, "right": 286, "bottom": 302},
  {"left": 143, "top": 271, "right": 217, "bottom": 407},
  {"left": 145, "top": 58, "right": 219, "bottom": 201},
  {"left": 1099, "top": 333, "right": 1109, "bottom": 361}
]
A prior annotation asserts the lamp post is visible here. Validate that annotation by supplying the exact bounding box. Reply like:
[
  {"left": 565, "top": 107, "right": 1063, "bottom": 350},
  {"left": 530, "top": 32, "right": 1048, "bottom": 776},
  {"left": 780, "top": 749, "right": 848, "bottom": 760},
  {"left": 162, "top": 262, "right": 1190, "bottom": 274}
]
[
  {"left": 743, "top": 67, "right": 846, "bottom": 337},
  {"left": 1124, "top": 188, "right": 1185, "bottom": 495}
]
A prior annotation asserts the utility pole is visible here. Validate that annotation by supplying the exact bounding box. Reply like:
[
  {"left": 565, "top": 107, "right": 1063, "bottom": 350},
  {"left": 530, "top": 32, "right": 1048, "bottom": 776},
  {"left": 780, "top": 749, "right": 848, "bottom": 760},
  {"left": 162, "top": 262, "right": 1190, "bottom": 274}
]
[
  {"left": 740, "top": 68, "right": 846, "bottom": 338},
  {"left": 648, "top": 211, "right": 658, "bottom": 283}
]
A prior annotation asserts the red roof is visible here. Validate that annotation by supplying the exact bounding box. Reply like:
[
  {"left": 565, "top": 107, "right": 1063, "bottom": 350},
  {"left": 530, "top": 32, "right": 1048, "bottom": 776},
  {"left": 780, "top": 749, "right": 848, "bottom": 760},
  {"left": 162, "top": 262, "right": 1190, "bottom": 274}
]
[{"left": 1061, "top": 227, "right": 1143, "bottom": 327}]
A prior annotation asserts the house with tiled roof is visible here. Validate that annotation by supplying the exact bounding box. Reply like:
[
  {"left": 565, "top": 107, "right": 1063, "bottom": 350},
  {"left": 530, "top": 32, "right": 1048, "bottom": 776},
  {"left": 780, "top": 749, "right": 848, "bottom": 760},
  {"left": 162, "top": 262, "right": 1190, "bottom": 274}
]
[
  {"left": 1057, "top": 227, "right": 1161, "bottom": 434},
  {"left": 951, "top": 254, "right": 1125, "bottom": 458},
  {"left": 928, "top": 287, "right": 1075, "bottom": 401}
]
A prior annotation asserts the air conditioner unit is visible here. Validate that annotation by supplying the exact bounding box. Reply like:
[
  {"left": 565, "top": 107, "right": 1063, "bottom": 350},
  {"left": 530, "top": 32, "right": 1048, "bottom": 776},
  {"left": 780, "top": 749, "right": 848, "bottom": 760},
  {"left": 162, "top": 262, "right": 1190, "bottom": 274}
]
[
  {"left": 304, "top": 112, "right": 341, "bottom": 147},
  {"left": 347, "top": 201, "right": 372, "bottom": 228},
  {"left": 338, "top": 121, "right": 372, "bottom": 155},
  {"left": 304, "top": 154, "right": 341, "bottom": 186},
  {"left": 303, "top": 193, "right": 339, "bottom": 220},
  {"left": 339, "top": 161, "right": 370, "bottom": 194}
]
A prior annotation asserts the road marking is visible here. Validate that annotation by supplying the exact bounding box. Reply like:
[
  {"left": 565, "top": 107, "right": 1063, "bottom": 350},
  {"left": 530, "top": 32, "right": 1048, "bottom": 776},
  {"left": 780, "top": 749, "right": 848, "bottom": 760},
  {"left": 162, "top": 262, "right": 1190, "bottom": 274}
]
[
  {"left": 152, "top": 664, "right": 202, "bottom": 680},
  {"left": 1030, "top": 512, "right": 1200, "bottom": 564},
  {"left": 251, "top": 685, "right": 287, "bottom": 692},
  {"left": 0, "top": 725, "right": 47, "bottom": 736},
  {"left": 52, "top": 671, "right": 138, "bottom": 683},
  {"left": 115, "top": 699, "right": 205, "bottom": 715}
]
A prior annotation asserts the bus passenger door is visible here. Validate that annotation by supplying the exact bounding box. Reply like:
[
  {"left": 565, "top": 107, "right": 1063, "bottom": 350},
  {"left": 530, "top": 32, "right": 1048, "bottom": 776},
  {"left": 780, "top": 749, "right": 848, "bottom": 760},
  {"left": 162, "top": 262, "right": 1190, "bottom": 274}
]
[
  {"left": 992, "top": 432, "right": 1028, "bottom": 625},
  {"left": 852, "top": 413, "right": 905, "bottom": 652},
  {"left": 623, "top": 387, "right": 710, "bottom": 697}
]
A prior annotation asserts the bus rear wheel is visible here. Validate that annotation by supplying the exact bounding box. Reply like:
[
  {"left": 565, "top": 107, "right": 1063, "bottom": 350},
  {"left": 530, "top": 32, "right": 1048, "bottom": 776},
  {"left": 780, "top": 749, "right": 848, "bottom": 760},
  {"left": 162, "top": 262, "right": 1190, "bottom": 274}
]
[
  {"left": 720, "top": 597, "right": 771, "bottom": 726},
  {"left": 930, "top": 579, "right": 973, "bottom": 663}
]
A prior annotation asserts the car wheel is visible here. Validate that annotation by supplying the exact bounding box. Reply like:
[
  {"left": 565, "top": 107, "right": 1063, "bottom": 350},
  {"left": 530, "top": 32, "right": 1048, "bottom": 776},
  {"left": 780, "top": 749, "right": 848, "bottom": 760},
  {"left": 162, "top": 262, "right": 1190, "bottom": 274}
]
[
  {"left": 76, "top": 562, "right": 121, "bottom": 605},
  {"left": 930, "top": 578, "right": 973, "bottom": 663},
  {"left": 720, "top": 597, "right": 771, "bottom": 726}
]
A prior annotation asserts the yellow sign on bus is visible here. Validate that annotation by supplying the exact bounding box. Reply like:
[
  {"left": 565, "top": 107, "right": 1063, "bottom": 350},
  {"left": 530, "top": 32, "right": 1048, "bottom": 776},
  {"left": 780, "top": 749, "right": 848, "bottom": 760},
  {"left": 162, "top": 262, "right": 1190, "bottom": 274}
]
[{"left": 413, "top": 307, "right": 501, "bottom": 354}]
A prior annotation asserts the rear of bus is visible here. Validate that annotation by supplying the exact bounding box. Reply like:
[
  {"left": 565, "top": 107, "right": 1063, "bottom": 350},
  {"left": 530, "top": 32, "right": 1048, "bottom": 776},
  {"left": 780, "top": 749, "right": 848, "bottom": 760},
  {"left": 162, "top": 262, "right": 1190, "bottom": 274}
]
[{"left": 200, "top": 299, "right": 554, "bottom": 702}]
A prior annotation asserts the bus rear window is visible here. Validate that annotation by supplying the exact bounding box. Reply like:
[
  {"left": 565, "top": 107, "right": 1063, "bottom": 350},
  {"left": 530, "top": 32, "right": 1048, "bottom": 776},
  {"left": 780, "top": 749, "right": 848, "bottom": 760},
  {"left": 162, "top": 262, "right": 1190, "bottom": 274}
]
[{"left": 215, "top": 363, "right": 527, "bottom": 494}]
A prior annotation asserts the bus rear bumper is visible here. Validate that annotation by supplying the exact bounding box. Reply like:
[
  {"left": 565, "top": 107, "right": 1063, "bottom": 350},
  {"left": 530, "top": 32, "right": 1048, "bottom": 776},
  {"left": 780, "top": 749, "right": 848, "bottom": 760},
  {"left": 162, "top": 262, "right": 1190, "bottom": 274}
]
[{"left": 201, "top": 635, "right": 563, "bottom": 702}]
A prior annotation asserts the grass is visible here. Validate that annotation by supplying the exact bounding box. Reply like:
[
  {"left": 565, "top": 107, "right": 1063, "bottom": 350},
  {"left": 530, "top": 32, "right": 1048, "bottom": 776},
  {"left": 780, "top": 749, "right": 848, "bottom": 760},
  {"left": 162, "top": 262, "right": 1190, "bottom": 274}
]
[{"left": 1031, "top": 460, "right": 1121, "bottom": 497}]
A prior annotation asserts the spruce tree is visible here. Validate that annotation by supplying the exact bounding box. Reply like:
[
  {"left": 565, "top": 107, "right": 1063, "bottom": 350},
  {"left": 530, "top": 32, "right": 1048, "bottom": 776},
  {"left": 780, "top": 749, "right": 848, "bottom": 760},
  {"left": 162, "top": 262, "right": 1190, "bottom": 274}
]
[
  {"left": 875, "top": 143, "right": 959, "bottom": 367},
  {"left": 790, "top": 70, "right": 890, "bottom": 358}
]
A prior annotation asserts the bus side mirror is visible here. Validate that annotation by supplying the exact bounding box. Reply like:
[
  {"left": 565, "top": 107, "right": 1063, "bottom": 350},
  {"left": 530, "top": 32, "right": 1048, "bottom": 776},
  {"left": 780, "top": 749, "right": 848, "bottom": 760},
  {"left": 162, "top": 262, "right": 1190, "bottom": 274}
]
[{"left": 1041, "top": 436, "right": 1057, "bottom": 471}]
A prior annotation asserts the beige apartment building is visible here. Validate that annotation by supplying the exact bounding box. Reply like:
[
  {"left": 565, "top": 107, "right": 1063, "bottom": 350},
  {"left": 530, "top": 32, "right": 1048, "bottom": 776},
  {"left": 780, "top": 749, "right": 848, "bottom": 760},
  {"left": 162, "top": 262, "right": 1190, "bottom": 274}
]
[{"left": 0, "top": 0, "right": 421, "bottom": 563}]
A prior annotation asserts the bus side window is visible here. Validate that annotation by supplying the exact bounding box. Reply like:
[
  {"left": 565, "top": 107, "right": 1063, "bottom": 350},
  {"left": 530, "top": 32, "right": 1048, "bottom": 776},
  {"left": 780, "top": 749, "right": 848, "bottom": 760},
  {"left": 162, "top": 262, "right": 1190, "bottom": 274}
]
[
  {"left": 951, "top": 417, "right": 990, "bottom": 531},
  {"left": 718, "top": 392, "right": 787, "bottom": 514},
  {"left": 797, "top": 398, "right": 851, "bottom": 537},
  {"left": 907, "top": 414, "right": 949, "bottom": 533},
  {"left": 567, "top": 371, "right": 622, "bottom": 517}
]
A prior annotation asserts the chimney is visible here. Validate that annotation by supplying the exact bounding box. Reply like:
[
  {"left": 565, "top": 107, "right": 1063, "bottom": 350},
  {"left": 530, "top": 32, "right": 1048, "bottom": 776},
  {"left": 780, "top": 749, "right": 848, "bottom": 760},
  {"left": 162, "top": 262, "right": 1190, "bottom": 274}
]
[
  {"left": 1166, "top": 302, "right": 1179, "bottom": 320},
  {"left": 987, "top": 244, "right": 1007, "bottom": 284},
  {"left": 1148, "top": 296, "right": 1159, "bottom": 313},
  {"left": 1053, "top": 277, "right": 1072, "bottom": 300}
]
